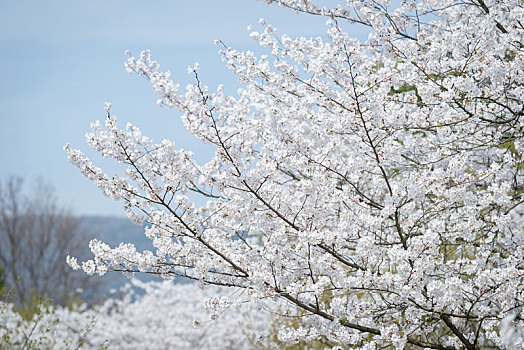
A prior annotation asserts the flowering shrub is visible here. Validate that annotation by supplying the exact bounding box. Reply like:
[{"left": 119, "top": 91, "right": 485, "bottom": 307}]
[
  {"left": 67, "top": 0, "right": 524, "bottom": 348},
  {"left": 0, "top": 298, "right": 87, "bottom": 349}
]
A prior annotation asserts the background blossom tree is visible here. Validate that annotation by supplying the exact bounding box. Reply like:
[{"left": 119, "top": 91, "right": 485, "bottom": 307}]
[
  {"left": 66, "top": 0, "right": 524, "bottom": 348},
  {"left": 1, "top": 280, "right": 268, "bottom": 349}
]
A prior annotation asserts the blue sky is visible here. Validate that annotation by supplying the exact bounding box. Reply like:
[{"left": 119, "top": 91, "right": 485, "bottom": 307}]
[{"left": 0, "top": 0, "right": 368, "bottom": 216}]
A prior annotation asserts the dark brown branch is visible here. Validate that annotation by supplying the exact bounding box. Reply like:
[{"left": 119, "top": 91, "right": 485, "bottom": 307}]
[
  {"left": 474, "top": 0, "right": 508, "bottom": 33},
  {"left": 275, "top": 285, "right": 455, "bottom": 350},
  {"left": 440, "top": 314, "right": 476, "bottom": 350}
]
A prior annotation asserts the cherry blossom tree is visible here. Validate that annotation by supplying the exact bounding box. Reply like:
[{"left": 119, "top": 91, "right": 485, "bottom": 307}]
[{"left": 66, "top": 0, "right": 524, "bottom": 348}]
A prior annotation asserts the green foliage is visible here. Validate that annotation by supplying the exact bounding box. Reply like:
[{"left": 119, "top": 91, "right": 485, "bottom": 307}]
[
  {"left": 16, "top": 295, "right": 54, "bottom": 322},
  {"left": 0, "top": 295, "right": 99, "bottom": 349},
  {"left": 389, "top": 83, "right": 418, "bottom": 95},
  {"left": 498, "top": 138, "right": 524, "bottom": 170},
  {"left": 1, "top": 297, "right": 56, "bottom": 349}
]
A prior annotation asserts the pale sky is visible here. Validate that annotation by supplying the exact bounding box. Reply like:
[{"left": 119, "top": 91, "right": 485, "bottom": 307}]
[{"left": 0, "top": 0, "right": 368, "bottom": 216}]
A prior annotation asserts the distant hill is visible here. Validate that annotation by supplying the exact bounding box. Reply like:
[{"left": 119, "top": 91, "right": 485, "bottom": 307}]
[{"left": 80, "top": 215, "right": 153, "bottom": 251}]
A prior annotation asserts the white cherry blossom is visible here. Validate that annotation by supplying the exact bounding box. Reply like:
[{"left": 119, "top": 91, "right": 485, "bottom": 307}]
[{"left": 67, "top": 1, "right": 524, "bottom": 348}]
